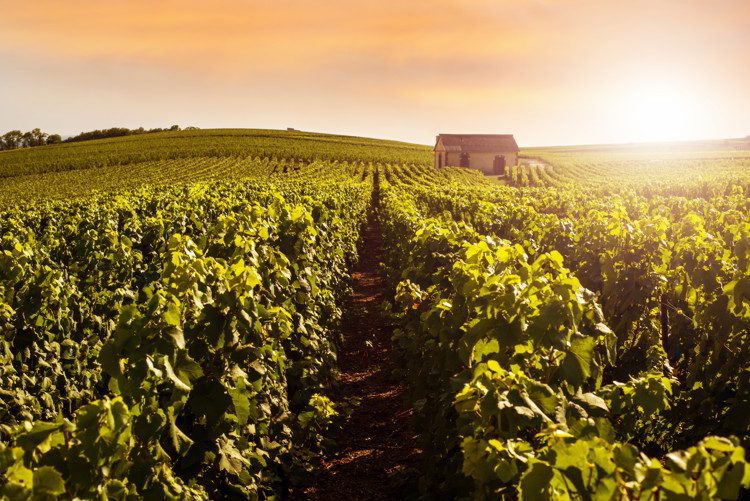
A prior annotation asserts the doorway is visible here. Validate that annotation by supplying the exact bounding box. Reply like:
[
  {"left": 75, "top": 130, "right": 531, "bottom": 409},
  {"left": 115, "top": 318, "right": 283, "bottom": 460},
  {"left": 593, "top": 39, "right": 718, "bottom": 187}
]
[
  {"left": 493, "top": 155, "right": 506, "bottom": 175},
  {"left": 460, "top": 152, "right": 470, "bottom": 168}
]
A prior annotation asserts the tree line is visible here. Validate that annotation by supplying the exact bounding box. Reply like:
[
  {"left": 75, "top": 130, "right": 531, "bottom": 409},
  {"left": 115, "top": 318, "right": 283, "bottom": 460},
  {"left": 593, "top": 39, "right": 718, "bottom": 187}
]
[
  {"left": 1, "top": 125, "right": 198, "bottom": 151},
  {"left": 0, "top": 129, "right": 62, "bottom": 150},
  {"left": 64, "top": 125, "right": 192, "bottom": 143}
]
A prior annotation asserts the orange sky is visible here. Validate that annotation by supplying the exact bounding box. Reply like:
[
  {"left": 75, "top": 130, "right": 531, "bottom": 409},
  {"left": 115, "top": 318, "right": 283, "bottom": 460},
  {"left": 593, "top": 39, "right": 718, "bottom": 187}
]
[{"left": 1, "top": 0, "right": 748, "bottom": 146}]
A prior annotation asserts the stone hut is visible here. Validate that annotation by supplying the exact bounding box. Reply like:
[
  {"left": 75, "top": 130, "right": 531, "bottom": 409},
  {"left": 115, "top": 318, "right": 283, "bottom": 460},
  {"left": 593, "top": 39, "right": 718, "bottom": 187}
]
[{"left": 434, "top": 134, "right": 519, "bottom": 175}]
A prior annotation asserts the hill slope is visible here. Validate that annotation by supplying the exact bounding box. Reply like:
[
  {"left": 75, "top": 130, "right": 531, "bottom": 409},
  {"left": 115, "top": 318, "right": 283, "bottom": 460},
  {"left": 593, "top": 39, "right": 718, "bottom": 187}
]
[
  {"left": 0, "top": 128, "right": 431, "bottom": 179},
  {"left": 0, "top": 128, "right": 431, "bottom": 205}
]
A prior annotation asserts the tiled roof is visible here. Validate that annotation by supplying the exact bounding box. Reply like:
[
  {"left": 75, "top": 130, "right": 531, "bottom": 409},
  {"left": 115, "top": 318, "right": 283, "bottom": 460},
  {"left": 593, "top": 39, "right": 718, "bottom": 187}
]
[{"left": 435, "top": 134, "right": 519, "bottom": 152}]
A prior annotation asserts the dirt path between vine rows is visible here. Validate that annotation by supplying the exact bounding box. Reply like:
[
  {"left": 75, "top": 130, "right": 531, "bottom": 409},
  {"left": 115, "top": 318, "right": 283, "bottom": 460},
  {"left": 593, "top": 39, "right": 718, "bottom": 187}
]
[{"left": 298, "top": 188, "right": 422, "bottom": 500}]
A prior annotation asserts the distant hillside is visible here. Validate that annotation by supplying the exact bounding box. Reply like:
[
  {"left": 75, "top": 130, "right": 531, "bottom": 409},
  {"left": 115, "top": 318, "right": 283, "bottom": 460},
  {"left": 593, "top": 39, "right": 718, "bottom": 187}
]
[{"left": 0, "top": 128, "right": 431, "bottom": 179}]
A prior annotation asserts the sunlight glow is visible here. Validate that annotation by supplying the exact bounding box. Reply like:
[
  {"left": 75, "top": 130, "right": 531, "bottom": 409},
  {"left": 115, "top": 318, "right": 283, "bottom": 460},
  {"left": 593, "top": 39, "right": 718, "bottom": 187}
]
[
  {"left": 1, "top": 1, "right": 747, "bottom": 145},
  {"left": 616, "top": 79, "right": 707, "bottom": 142}
]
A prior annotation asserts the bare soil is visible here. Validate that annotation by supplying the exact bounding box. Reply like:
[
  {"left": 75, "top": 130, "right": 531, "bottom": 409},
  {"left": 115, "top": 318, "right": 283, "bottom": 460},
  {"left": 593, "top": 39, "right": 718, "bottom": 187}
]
[{"left": 296, "top": 190, "right": 422, "bottom": 500}]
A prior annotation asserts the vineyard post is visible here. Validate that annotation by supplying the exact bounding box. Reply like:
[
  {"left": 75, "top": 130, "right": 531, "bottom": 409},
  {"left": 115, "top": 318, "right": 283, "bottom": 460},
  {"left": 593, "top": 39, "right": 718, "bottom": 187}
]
[{"left": 660, "top": 293, "right": 670, "bottom": 357}]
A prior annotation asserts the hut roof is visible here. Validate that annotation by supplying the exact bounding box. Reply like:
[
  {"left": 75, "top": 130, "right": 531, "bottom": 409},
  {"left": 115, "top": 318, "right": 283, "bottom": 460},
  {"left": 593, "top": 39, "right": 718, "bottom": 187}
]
[{"left": 435, "top": 134, "right": 519, "bottom": 153}]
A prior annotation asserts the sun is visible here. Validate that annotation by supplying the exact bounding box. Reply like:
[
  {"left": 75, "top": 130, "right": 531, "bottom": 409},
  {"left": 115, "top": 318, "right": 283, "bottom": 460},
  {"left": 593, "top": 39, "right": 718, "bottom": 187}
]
[{"left": 615, "top": 79, "right": 706, "bottom": 142}]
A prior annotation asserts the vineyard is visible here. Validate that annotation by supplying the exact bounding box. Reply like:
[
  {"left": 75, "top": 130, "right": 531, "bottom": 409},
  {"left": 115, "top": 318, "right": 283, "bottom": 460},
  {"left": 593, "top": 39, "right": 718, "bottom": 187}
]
[{"left": 0, "top": 130, "right": 749, "bottom": 499}]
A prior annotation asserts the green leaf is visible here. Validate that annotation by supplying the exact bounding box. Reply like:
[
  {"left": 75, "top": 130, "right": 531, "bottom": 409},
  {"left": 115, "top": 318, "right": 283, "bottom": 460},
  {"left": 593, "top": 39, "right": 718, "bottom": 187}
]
[
  {"left": 519, "top": 460, "right": 553, "bottom": 500},
  {"left": 168, "top": 409, "right": 193, "bottom": 456},
  {"left": 559, "top": 336, "right": 596, "bottom": 387},
  {"left": 575, "top": 392, "right": 609, "bottom": 415},
  {"left": 174, "top": 351, "right": 203, "bottom": 385},
  {"left": 32, "top": 466, "right": 65, "bottom": 496},
  {"left": 228, "top": 380, "right": 251, "bottom": 426},
  {"left": 218, "top": 440, "right": 249, "bottom": 476},
  {"left": 163, "top": 300, "right": 182, "bottom": 327},
  {"left": 612, "top": 443, "right": 639, "bottom": 475},
  {"left": 16, "top": 422, "right": 68, "bottom": 453},
  {"left": 162, "top": 357, "right": 192, "bottom": 392},
  {"left": 487, "top": 360, "right": 502, "bottom": 373},
  {"left": 716, "top": 462, "right": 748, "bottom": 499},
  {"left": 725, "top": 277, "right": 750, "bottom": 317},
  {"left": 99, "top": 343, "right": 122, "bottom": 379},
  {"left": 700, "top": 436, "right": 736, "bottom": 452},
  {"left": 167, "top": 327, "right": 186, "bottom": 350},
  {"left": 552, "top": 439, "right": 591, "bottom": 472},
  {"left": 5, "top": 462, "right": 33, "bottom": 487}
]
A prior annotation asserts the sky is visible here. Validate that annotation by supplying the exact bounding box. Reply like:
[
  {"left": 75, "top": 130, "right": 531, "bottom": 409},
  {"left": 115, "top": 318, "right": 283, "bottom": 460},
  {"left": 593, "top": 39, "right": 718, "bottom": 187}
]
[{"left": 1, "top": 0, "right": 749, "bottom": 146}]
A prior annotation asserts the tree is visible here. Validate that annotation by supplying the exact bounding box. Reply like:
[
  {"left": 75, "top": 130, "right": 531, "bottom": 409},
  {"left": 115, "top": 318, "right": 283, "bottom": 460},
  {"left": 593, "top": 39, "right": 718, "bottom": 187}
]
[
  {"left": 21, "top": 131, "right": 34, "bottom": 148},
  {"left": 46, "top": 134, "right": 62, "bottom": 145},
  {"left": 2, "top": 130, "right": 23, "bottom": 150},
  {"left": 30, "top": 128, "right": 48, "bottom": 147}
]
